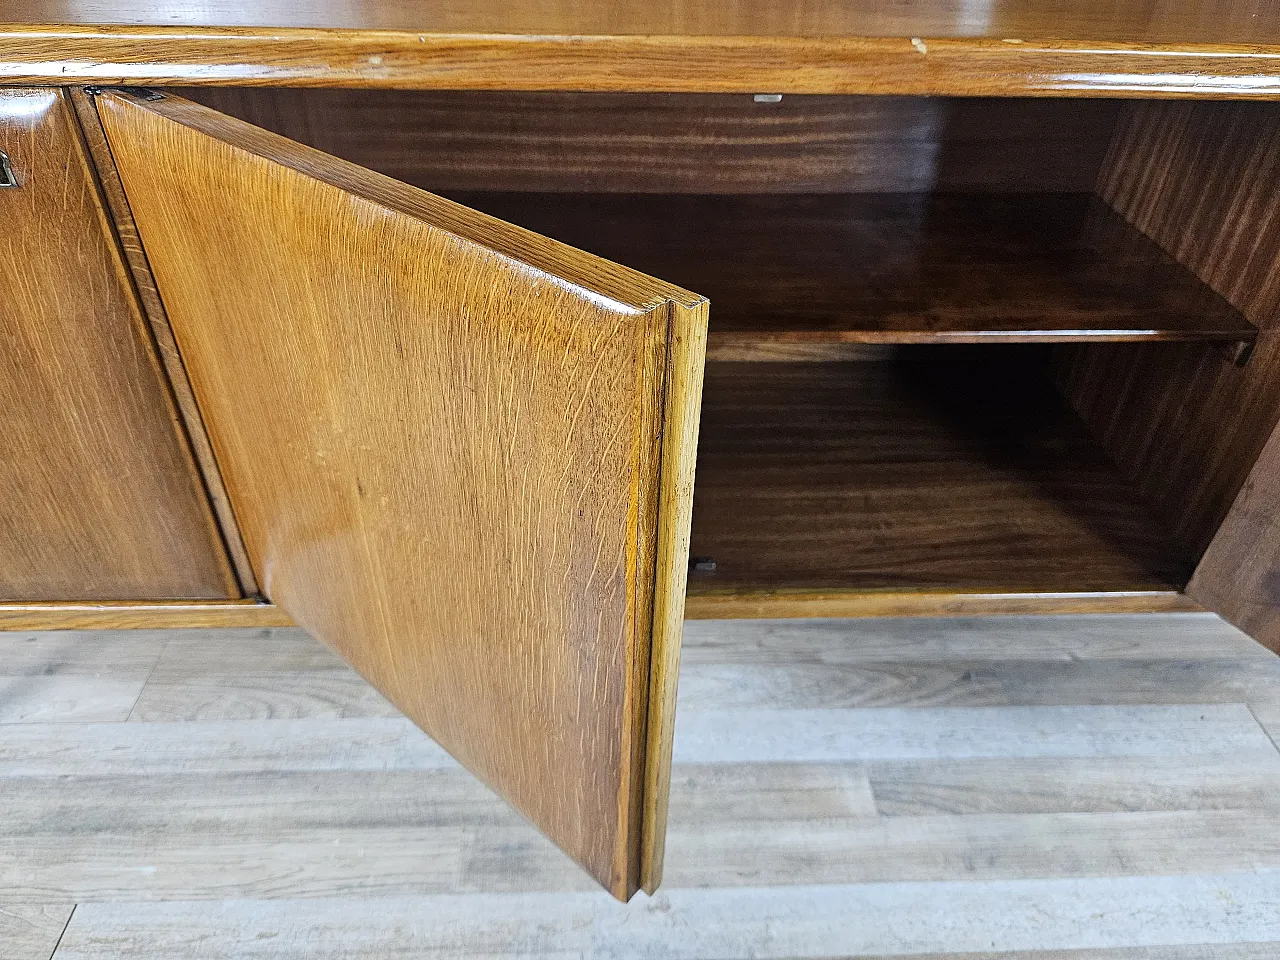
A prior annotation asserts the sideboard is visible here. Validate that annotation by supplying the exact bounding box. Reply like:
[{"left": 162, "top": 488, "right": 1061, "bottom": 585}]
[{"left": 4, "top": 0, "right": 1280, "bottom": 900}]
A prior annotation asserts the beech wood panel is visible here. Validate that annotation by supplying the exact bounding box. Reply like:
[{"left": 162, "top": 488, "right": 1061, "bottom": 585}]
[
  {"left": 176, "top": 90, "right": 1121, "bottom": 195},
  {"left": 3, "top": 22, "right": 1280, "bottom": 95},
  {"left": 449, "top": 192, "right": 1254, "bottom": 347},
  {"left": 0, "top": 87, "right": 235, "bottom": 601},
  {"left": 95, "top": 90, "right": 706, "bottom": 900},
  {"left": 1057, "top": 101, "right": 1280, "bottom": 564},
  {"left": 687, "top": 356, "right": 1190, "bottom": 613}
]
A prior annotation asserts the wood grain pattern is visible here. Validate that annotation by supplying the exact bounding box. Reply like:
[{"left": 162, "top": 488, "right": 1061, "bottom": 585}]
[
  {"left": 641, "top": 300, "right": 706, "bottom": 893},
  {"left": 452, "top": 192, "right": 1255, "bottom": 348},
  {"left": 8, "top": 612, "right": 1280, "bottom": 956},
  {"left": 685, "top": 589, "right": 1199, "bottom": 620},
  {"left": 176, "top": 90, "right": 1123, "bottom": 195},
  {"left": 4, "top": 9, "right": 1280, "bottom": 95},
  {"left": 67, "top": 87, "right": 259, "bottom": 596},
  {"left": 1057, "top": 101, "right": 1280, "bottom": 568},
  {"left": 686, "top": 357, "right": 1191, "bottom": 615},
  {"left": 0, "top": 903, "right": 72, "bottom": 960},
  {"left": 46, "top": 882, "right": 1280, "bottom": 959},
  {"left": 0, "top": 87, "right": 235, "bottom": 601},
  {"left": 95, "top": 90, "right": 706, "bottom": 900},
  {"left": 0, "top": 602, "right": 292, "bottom": 631},
  {"left": 1189, "top": 422, "right": 1280, "bottom": 654},
  {"left": 8, "top": 0, "right": 1280, "bottom": 41}
]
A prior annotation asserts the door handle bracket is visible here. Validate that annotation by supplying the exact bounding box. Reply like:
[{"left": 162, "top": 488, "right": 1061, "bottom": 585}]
[{"left": 0, "top": 151, "right": 17, "bottom": 188}]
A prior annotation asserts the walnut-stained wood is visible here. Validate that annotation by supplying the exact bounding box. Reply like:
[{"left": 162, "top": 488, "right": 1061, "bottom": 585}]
[
  {"left": 67, "top": 87, "right": 258, "bottom": 596},
  {"left": 686, "top": 355, "right": 1191, "bottom": 615},
  {"left": 176, "top": 90, "right": 1122, "bottom": 195},
  {"left": 1190, "top": 421, "right": 1280, "bottom": 654},
  {"left": 0, "top": 87, "right": 236, "bottom": 601},
  {"left": 3, "top": 13, "right": 1280, "bottom": 95},
  {"left": 94, "top": 90, "right": 707, "bottom": 900},
  {"left": 449, "top": 192, "right": 1254, "bottom": 348},
  {"left": 1057, "top": 101, "right": 1280, "bottom": 563}
]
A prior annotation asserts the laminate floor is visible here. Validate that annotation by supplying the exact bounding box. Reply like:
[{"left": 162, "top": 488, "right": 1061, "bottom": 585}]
[{"left": 3, "top": 614, "right": 1280, "bottom": 958}]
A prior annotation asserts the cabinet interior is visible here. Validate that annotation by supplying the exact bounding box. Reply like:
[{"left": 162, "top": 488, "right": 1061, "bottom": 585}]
[{"left": 178, "top": 89, "right": 1280, "bottom": 615}]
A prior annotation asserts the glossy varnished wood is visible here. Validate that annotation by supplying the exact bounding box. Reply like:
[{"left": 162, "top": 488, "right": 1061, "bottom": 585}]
[
  {"left": 5, "top": 2, "right": 1280, "bottom": 95},
  {"left": 67, "top": 87, "right": 258, "bottom": 596},
  {"left": 684, "top": 589, "right": 1200, "bottom": 620},
  {"left": 94, "top": 90, "right": 706, "bottom": 899},
  {"left": 451, "top": 192, "right": 1255, "bottom": 348},
  {"left": 0, "top": 601, "right": 292, "bottom": 631},
  {"left": 1191, "top": 423, "right": 1280, "bottom": 654},
  {"left": 0, "top": 87, "right": 235, "bottom": 601},
  {"left": 10, "top": 0, "right": 1280, "bottom": 40},
  {"left": 1057, "top": 101, "right": 1280, "bottom": 564},
  {"left": 177, "top": 90, "right": 1122, "bottom": 195},
  {"left": 686, "top": 356, "right": 1190, "bottom": 616}
]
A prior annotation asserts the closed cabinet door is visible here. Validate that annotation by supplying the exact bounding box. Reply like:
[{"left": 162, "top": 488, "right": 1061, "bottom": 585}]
[
  {"left": 92, "top": 89, "right": 707, "bottom": 900},
  {"left": 0, "top": 87, "right": 238, "bottom": 601}
]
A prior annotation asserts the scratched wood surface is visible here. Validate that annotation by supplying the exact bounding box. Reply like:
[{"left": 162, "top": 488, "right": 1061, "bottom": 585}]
[
  {"left": 0, "top": 87, "right": 235, "bottom": 602},
  {"left": 4, "top": 2, "right": 1280, "bottom": 95},
  {"left": 5, "top": 613, "right": 1280, "bottom": 957},
  {"left": 95, "top": 89, "right": 706, "bottom": 899}
]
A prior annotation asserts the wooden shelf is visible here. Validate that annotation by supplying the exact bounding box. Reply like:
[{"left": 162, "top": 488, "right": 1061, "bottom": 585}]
[
  {"left": 684, "top": 353, "right": 1195, "bottom": 618},
  {"left": 452, "top": 192, "right": 1256, "bottom": 351}
]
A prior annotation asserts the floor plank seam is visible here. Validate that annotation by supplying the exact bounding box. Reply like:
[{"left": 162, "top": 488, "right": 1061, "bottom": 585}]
[
  {"left": 46, "top": 903, "right": 74, "bottom": 960},
  {"left": 1247, "top": 703, "right": 1280, "bottom": 757},
  {"left": 123, "top": 635, "right": 171, "bottom": 723}
]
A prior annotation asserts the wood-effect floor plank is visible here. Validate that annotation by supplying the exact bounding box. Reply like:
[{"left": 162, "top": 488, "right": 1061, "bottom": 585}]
[
  {"left": 680, "top": 613, "right": 1272, "bottom": 663},
  {"left": 0, "top": 676, "right": 145, "bottom": 723},
  {"left": 0, "top": 718, "right": 454, "bottom": 776},
  {"left": 0, "top": 902, "right": 73, "bottom": 960},
  {"left": 671, "top": 704, "right": 1275, "bottom": 763},
  {"left": 126, "top": 673, "right": 399, "bottom": 722},
  {"left": 867, "top": 755, "right": 1280, "bottom": 816},
  {"left": 51, "top": 873, "right": 1280, "bottom": 959},
  {"left": 0, "top": 631, "right": 169, "bottom": 678},
  {"left": 678, "top": 658, "right": 1280, "bottom": 710},
  {"left": 9, "top": 614, "right": 1280, "bottom": 957}
]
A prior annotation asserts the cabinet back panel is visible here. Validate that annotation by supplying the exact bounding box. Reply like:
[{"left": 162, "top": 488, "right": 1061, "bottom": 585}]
[
  {"left": 0, "top": 88, "right": 236, "bottom": 601},
  {"left": 175, "top": 90, "right": 1121, "bottom": 194}
]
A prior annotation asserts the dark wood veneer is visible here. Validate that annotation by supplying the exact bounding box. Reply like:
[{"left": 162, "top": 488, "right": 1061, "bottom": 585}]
[
  {"left": 450, "top": 192, "right": 1255, "bottom": 348},
  {"left": 686, "top": 354, "right": 1190, "bottom": 607}
]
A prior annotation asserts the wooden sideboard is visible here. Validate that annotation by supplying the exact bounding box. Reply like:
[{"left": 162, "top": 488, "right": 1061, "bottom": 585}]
[{"left": 4, "top": 0, "right": 1280, "bottom": 901}]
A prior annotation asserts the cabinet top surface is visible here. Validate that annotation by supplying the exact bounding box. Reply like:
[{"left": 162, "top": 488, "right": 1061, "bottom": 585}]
[
  {"left": 3, "top": 1, "right": 1280, "bottom": 95},
  {"left": 4, "top": 1, "right": 1278, "bottom": 42}
]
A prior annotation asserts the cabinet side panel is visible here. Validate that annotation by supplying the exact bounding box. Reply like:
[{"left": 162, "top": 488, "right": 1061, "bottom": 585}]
[
  {"left": 0, "top": 87, "right": 236, "bottom": 600},
  {"left": 1056, "top": 101, "right": 1280, "bottom": 562}
]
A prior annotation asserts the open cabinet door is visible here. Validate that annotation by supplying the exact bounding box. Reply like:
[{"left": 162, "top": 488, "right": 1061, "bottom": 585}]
[{"left": 91, "top": 90, "right": 707, "bottom": 900}]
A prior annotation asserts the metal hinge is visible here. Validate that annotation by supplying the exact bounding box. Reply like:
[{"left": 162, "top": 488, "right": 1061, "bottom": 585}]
[
  {"left": 0, "top": 151, "right": 17, "bottom": 188},
  {"left": 82, "top": 85, "right": 166, "bottom": 101}
]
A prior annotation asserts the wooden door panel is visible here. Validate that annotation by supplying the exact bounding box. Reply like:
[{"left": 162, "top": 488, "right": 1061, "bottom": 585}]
[
  {"left": 0, "top": 87, "right": 237, "bottom": 601},
  {"left": 95, "top": 90, "right": 707, "bottom": 899}
]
